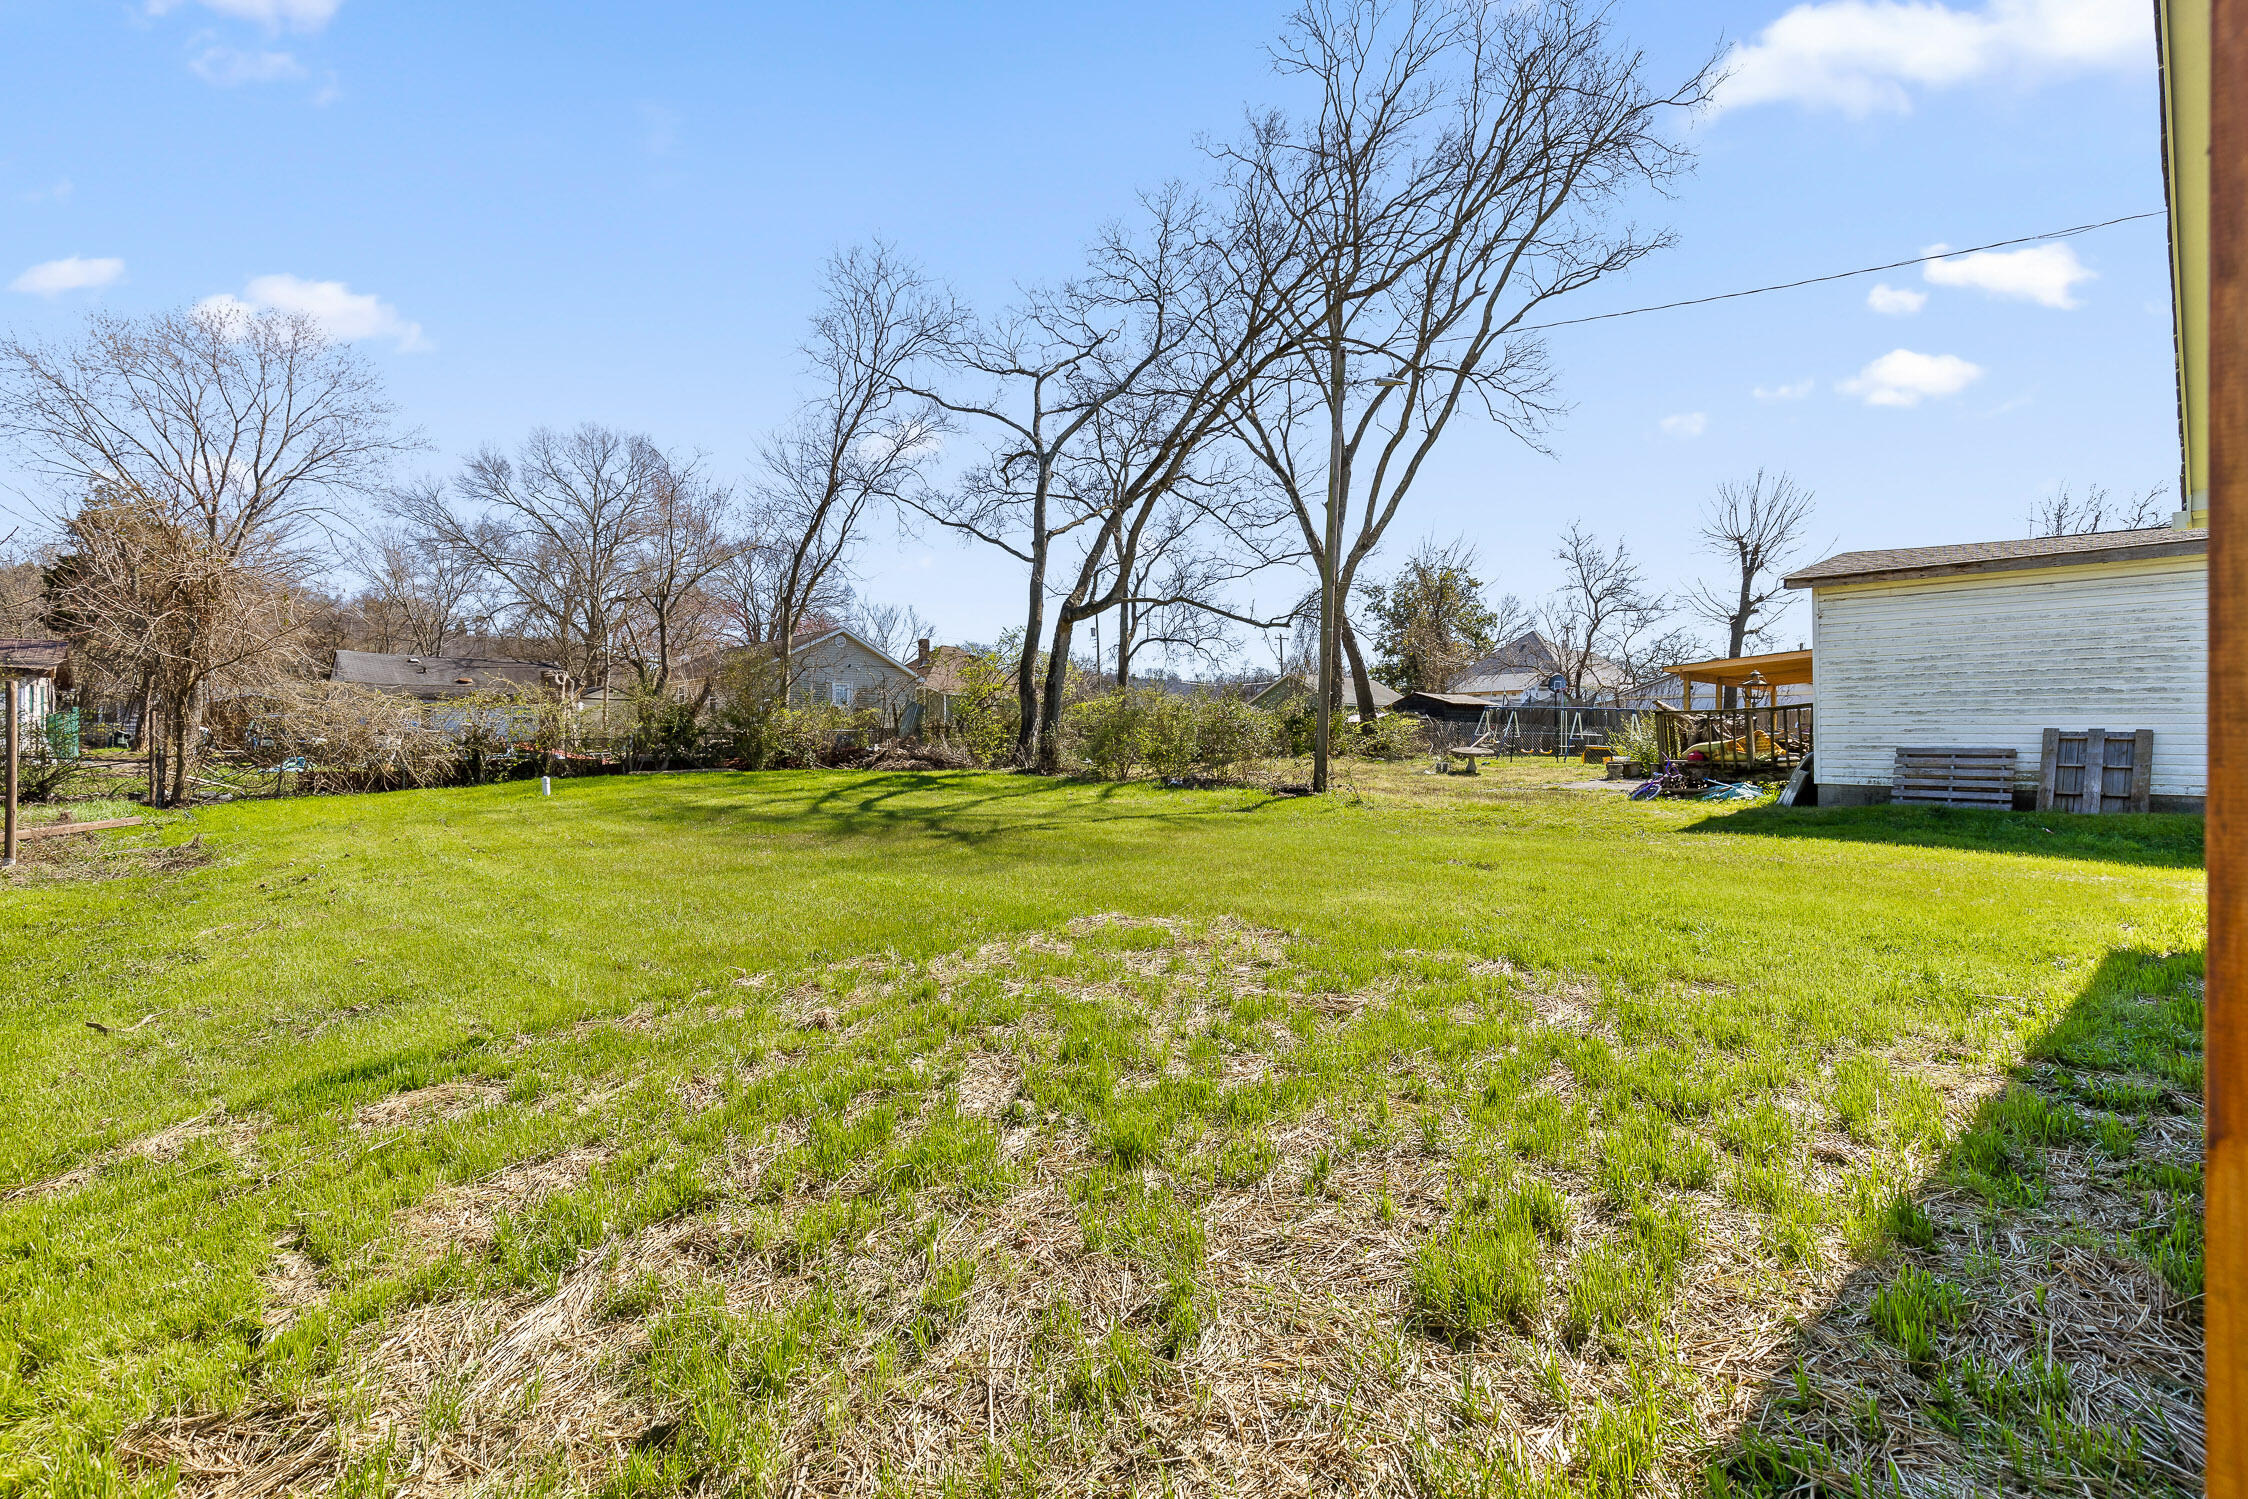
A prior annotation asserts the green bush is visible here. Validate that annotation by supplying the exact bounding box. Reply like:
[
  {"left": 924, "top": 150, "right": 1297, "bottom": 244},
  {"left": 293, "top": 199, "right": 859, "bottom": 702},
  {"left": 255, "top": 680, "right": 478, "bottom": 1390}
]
[
  {"left": 1064, "top": 690, "right": 1280, "bottom": 783},
  {"left": 1067, "top": 690, "right": 1153, "bottom": 780},
  {"left": 928, "top": 647, "right": 1021, "bottom": 766}
]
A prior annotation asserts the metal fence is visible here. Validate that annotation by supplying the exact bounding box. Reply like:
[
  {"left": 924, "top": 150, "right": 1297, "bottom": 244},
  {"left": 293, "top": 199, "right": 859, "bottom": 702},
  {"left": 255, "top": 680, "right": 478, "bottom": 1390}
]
[{"left": 1481, "top": 704, "right": 1647, "bottom": 756}]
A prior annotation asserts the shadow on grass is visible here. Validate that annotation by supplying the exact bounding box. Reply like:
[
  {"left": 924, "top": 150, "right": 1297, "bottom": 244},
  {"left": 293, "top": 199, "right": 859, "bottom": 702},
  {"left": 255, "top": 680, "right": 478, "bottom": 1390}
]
[
  {"left": 610, "top": 769, "right": 1298, "bottom": 849},
  {"left": 1707, "top": 944, "right": 2206, "bottom": 1496},
  {"left": 1680, "top": 803, "right": 2205, "bottom": 870}
]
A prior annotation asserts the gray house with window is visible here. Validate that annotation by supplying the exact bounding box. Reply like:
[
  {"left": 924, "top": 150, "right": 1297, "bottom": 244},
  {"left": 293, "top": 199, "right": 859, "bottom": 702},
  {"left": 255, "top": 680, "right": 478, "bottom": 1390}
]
[{"left": 787, "top": 628, "right": 926, "bottom": 730}]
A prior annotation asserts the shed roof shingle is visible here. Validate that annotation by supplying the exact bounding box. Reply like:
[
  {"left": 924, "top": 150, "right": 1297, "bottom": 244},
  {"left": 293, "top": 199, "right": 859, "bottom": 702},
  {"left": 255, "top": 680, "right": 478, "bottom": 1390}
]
[
  {"left": 0, "top": 639, "right": 68, "bottom": 675},
  {"left": 1784, "top": 526, "right": 2207, "bottom": 590}
]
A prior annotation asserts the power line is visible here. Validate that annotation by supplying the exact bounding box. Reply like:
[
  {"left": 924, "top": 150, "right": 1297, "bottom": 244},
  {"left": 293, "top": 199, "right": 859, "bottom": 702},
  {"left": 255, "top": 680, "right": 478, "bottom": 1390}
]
[{"left": 1515, "top": 210, "right": 2166, "bottom": 333}]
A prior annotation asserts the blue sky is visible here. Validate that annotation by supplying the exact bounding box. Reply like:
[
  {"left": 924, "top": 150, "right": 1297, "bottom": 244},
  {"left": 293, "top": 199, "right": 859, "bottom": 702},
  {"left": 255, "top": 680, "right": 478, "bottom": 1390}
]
[{"left": 1, "top": 0, "right": 2175, "bottom": 659}]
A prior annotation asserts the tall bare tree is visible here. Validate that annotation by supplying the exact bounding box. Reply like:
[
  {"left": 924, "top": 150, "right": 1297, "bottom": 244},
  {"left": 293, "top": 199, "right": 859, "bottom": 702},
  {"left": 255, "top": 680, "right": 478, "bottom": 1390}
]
[
  {"left": 1227, "top": 0, "right": 1711, "bottom": 788},
  {"left": 1539, "top": 521, "right": 1666, "bottom": 701},
  {"left": 344, "top": 504, "right": 482, "bottom": 656},
  {"left": 756, "top": 245, "right": 951, "bottom": 693},
  {"left": 0, "top": 304, "right": 411, "bottom": 802},
  {"left": 619, "top": 450, "right": 735, "bottom": 689},
  {"left": 1684, "top": 468, "right": 1815, "bottom": 694},
  {"left": 886, "top": 273, "right": 1198, "bottom": 763},
  {"left": 398, "top": 423, "right": 658, "bottom": 691}
]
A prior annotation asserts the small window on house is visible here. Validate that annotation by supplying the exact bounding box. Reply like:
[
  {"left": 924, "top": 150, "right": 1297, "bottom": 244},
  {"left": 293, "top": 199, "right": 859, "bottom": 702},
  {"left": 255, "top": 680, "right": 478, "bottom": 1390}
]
[{"left": 831, "top": 680, "right": 854, "bottom": 708}]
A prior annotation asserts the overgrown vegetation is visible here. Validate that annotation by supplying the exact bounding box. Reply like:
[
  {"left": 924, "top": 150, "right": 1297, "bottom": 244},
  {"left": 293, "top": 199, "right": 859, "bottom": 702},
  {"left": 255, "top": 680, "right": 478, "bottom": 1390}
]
[{"left": 0, "top": 764, "right": 2202, "bottom": 1495}]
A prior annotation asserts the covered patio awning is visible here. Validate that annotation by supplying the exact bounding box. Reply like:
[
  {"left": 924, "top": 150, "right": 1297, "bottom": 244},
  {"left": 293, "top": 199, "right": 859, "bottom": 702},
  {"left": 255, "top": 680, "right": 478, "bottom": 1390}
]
[{"left": 1665, "top": 648, "right": 1811, "bottom": 707}]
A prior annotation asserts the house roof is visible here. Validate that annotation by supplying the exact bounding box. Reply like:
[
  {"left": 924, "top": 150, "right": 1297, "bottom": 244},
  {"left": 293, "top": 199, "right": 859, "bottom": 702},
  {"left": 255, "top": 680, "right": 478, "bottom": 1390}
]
[
  {"left": 914, "top": 645, "right": 973, "bottom": 694},
  {"left": 1784, "top": 526, "right": 2207, "bottom": 590},
  {"left": 331, "top": 650, "right": 564, "bottom": 696},
  {"left": 787, "top": 626, "right": 924, "bottom": 681},
  {"left": 1667, "top": 648, "right": 1815, "bottom": 689},
  {"left": 0, "top": 639, "right": 68, "bottom": 676},
  {"left": 1397, "top": 691, "right": 1496, "bottom": 708},
  {"left": 1447, "top": 631, "right": 1629, "bottom": 696},
  {"left": 1248, "top": 673, "right": 1402, "bottom": 708}
]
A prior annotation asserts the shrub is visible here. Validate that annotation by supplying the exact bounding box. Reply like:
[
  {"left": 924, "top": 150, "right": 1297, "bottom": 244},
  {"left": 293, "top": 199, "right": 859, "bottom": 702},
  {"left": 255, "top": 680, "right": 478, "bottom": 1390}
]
[
  {"left": 1348, "top": 711, "right": 1428, "bottom": 761},
  {"left": 1194, "top": 698, "right": 1280, "bottom": 778},
  {"left": 1067, "top": 690, "right": 1153, "bottom": 780},
  {"left": 926, "top": 646, "right": 1021, "bottom": 766},
  {"left": 1064, "top": 689, "right": 1280, "bottom": 783},
  {"left": 1609, "top": 712, "right": 1662, "bottom": 768},
  {"left": 1137, "top": 693, "right": 1200, "bottom": 780}
]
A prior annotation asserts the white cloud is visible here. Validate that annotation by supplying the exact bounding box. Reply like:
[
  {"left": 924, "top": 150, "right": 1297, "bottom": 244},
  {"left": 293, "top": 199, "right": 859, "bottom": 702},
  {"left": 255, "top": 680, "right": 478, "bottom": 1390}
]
[
  {"left": 190, "top": 45, "right": 304, "bottom": 85},
  {"left": 10, "top": 256, "right": 125, "bottom": 297},
  {"left": 1839, "top": 348, "right": 1985, "bottom": 407},
  {"left": 1922, "top": 241, "right": 2096, "bottom": 308},
  {"left": 1753, "top": 377, "right": 1816, "bottom": 400},
  {"left": 1659, "top": 412, "right": 1708, "bottom": 439},
  {"left": 148, "top": 0, "right": 341, "bottom": 31},
  {"left": 198, "top": 273, "right": 427, "bottom": 350},
  {"left": 1867, "top": 282, "right": 1928, "bottom": 315},
  {"left": 1715, "top": 0, "right": 2146, "bottom": 116}
]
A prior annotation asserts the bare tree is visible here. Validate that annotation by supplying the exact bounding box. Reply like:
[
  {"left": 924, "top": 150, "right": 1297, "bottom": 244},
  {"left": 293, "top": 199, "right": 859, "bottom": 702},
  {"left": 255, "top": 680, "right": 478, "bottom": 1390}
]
[
  {"left": 0, "top": 304, "right": 412, "bottom": 802},
  {"left": 1684, "top": 468, "right": 1814, "bottom": 700},
  {"left": 399, "top": 424, "right": 658, "bottom": 691},
  {"left": 619, "top": 450, "right": 735, "bottom": 690},
  {"left": 757, "top": 245, "right": 951, "bottom": 696},
  {"left": 849, "top": 601, "right": 937, "bottom": 662},
  {"left": 1227, "top": 0, "right": 1711, "bottom": 788},
  {"left": 2032, "top": 481, "right": 2170, "bottom": 537},
  {"left": 1539, "top": 522, "right": 1666, "bottom": 701},
  {"left": 345, "top": 503, "right": 482, "bottom": 656},
  {"left": 887, "top": 278, "right": 1185, "bottom": 764},
  {"left": 1103, "top": 498, "right": 1254, "bottom": 685}
]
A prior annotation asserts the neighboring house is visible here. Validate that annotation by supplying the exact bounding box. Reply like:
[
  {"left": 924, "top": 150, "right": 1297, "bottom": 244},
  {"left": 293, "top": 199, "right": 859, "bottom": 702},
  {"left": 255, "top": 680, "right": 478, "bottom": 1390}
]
[
  {"left": 331, "top": 650, "right": 569, "bottom": 701},
  {"left": 1248, "top": 673, "right": 1402, "bottom": 716},
  {"left": 0, "top": 639, "right": 68, "bottom": 723},
  {"left": 1446, "top": 630, "right": 1667, "bottom": 705},
  {"left": 1784, "top": 525, "right": 2207, "bottom": 811},
  {"left": 788, "top": 627, "right": 925, "bottom": 730}
]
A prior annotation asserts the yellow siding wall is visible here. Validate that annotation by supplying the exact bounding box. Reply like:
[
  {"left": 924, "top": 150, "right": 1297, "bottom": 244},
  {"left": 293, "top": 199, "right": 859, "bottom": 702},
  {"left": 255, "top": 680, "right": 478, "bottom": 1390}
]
[{"left": 1812, "top": 555, "right": 2206, "bottom": 798}]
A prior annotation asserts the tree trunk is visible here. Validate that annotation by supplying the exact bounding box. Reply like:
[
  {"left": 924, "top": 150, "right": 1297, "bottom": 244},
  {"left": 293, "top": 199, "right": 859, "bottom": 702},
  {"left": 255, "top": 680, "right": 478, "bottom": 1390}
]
[
  {"left": 1313, "top": 320, "right": 1347, "bottom": 794},
  {"left": 145, "top": 686, "right": 163, "bottom": 806},
  {"left": 1723, "top": 568, "right": 1752, "bottom": 709},
  {"left": 1341, "top": 620, "right": 1378, "bottom": 728},
  {"left": 1115, "top": 608, "right": 1133, "bottom": 689},
  {"left": 1035, "top": 611, "right": 1076, "bottom": 775},
  {"left": 1013, "top": 478, "right": 1051, "bottom": 768}
]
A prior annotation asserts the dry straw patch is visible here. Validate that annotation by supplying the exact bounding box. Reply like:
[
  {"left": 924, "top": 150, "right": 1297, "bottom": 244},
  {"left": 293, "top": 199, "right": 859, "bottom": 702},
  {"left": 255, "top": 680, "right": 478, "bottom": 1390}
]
[{"left": 114, "top": 922, "right": 2201, "bottom": 1498}]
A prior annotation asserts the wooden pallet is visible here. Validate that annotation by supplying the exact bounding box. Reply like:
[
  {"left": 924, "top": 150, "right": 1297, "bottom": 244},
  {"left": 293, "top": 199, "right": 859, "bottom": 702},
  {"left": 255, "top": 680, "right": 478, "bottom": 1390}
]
[
  {"left": 2036, "top": 728, "right": 2153, "bottom": 814},
  {"left": 1891, "top": 746, "right": 2018, "bottom": 808}
]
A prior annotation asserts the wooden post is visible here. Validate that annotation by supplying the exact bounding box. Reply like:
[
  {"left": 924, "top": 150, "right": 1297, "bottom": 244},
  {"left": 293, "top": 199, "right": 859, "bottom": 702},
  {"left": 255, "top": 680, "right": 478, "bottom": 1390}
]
[
  {"left": 2209, "top": 0, "right": 2246, "bottom": 1490},
  {"left": 3, "top": 675, "right": 17, "bottom": 869}
]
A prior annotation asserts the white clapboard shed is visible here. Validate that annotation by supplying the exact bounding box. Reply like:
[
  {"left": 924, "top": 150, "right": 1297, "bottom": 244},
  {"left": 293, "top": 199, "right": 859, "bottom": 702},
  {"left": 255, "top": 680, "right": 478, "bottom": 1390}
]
[{"left": 1783, "top": 526, "right": 2207, "bottom": 812}]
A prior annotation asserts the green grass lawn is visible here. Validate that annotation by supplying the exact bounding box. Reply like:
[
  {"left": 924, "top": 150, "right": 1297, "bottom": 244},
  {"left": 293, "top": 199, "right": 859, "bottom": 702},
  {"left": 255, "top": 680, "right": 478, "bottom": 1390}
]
[{"left": 0, "top": 765, "right": 2206, "bottom": 1496}]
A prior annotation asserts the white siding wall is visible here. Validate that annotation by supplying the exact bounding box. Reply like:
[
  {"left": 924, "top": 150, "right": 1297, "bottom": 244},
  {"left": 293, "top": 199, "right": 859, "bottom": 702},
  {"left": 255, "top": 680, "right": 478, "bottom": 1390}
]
[{"left": 1812, "top": 554, "right": 2206, "bottom": 798}]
